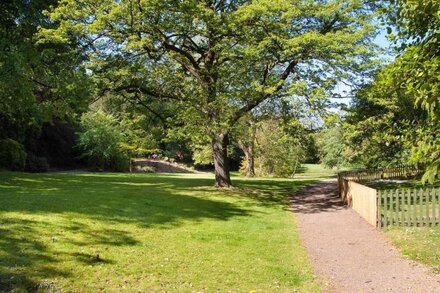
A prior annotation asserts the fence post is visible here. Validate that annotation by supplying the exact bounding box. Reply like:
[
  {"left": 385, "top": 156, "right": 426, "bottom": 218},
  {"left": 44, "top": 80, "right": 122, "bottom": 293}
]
[{"left": 377, "top": 191, "right": 382, "bottom": 228}]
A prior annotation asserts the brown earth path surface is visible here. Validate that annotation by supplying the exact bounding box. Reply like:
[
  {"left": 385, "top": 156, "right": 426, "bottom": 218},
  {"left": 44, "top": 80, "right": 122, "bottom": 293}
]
[{"left": 290, "top": 180, "right": 440, "bottom": 293}]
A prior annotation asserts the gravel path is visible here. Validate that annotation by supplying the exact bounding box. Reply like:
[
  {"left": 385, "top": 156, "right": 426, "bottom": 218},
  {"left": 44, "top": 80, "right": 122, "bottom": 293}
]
[{"left": 290, "top": 180, "right": 440, "bottom": 293}]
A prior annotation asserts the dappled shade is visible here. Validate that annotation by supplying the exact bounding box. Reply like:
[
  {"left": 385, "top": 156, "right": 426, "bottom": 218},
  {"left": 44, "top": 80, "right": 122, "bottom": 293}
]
[
  {"left": 290, "top": 181, "right": 345, "bottom": 214},
  {"left": 0, "top": 172, "right": 317, "bottom": 291}
]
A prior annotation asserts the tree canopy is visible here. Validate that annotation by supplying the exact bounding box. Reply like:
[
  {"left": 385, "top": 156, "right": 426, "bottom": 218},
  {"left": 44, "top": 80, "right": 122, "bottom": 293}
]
[
  {"left": 378, "top": 0, "right": 440, "bottom": 182},
  {"left": 0, "top": 0, "right": 92, "bottom": 143},
  {"left": 39, "top": 0, "right": 378, "bottom": 186}
]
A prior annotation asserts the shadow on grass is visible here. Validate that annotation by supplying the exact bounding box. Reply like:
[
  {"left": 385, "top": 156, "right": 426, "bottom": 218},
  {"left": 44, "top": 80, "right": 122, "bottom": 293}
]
[
  {"left": 0, "top": 173, "right": 245, "bottom": 291},
  {"left": 0, "top": 173, "right": 249, "bottom": 225},
  {"left": 0, "top": 218, "right": 70, "bottom": 292},
  {"left": 228, "top": 178, "right": 316, "bottom": 210},
  {"left": 0, "top": 172, "right": 316, "bottom": 291}
]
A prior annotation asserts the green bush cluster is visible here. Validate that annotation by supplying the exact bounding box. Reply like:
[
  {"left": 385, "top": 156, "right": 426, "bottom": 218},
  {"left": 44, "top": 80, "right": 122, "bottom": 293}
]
[
  {"left": 77, "top": 111, "right": 161, "bottom": 172},
  {"left": 78, "top": 111, "right": 129, "bottom": 172},
  {"left": 0, "top": 139, "right": 27, "bottom": 171}
]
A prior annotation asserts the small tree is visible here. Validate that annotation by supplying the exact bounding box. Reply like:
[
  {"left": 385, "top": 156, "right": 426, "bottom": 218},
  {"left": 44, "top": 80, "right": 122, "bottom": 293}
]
[
  {"left": 316, "top": 126, "right": 346, "bottom": 169},
  {"left": 233, "top": 117, "right": 257, "bottom": 177},
  {"left": 253, "top": 119, "right": 306, "bottom": 177},
  {"left": 119, "top": 114, "right": 160, "bottom": 171},
  {"left": 78, "top": 111, "right": 128, "bottom": 171}
]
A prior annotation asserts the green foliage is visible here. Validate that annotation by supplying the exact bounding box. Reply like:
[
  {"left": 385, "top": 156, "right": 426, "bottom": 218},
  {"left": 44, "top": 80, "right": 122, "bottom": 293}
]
[
  {"left": 254, "top": 120, "right": 306, "bottom": 177},
  {"left": 344, "top": 61, "right": 426, "bottom": 168},
  {"left": 39, "top": 0, "right": 379, "bottom": 185},
  {"left": 192, "top": 145, "right": 213, "bottom": 166},
  {"left": 78, "top": 111, "right": 160, "bottom": 171},
  {"left": 119, "top": 113, "right": 160, "bottom": 157},
  {"left": 0, "top": 0, "right": 93, "bottom": 144},
  {"left": 162, "top": 140, "right": 193, "bottom": 164},
  {"left": 78, "top": 111, "right": 129, "bottom": 171},
  {"left": 411, "top": 122, "right": 440, "bottom": 184},
  {"left": 343, "top": 1, "right": 440, "bottom": 181},
  {"left": 316, "top": 126, "right": 346, "bottom": 169},
  {"left": 0, "top": 139, "right": 26, "bottom": 171},
  {"left": 380, "top": 0, "right": 440, "bottom": 182}
]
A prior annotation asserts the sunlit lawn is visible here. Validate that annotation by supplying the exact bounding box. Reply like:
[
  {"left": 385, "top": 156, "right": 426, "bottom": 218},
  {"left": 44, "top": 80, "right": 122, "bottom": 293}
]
[
  {"left": 295, "top": 164, "right": 351, "bottom": 179},
  {"left": 0, "top": 172, "right": 319, "bottom": 292},
  {"left": 387, "top": 227, "right": 440, "bottom": 273}
]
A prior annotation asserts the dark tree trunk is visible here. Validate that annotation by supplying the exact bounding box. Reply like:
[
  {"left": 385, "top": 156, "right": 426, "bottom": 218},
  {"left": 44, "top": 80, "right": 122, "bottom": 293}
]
[{"left": 212, "top": 133, "right": 232, "bottom": 188}]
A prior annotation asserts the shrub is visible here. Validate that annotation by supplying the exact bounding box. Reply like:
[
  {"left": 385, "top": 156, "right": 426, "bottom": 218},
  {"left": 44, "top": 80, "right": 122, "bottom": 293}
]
[
  {"left": 192, "top": 145, "right": 213, "bottom": 165},
  {"left": 78, "top": 111, "right": 129, "bottom": 172},
  {"left": 0, "top": 139, "right": 27, "bottom": 171},
  {"left": 25, "top": 154, "right": 50, "bottom": 172}
]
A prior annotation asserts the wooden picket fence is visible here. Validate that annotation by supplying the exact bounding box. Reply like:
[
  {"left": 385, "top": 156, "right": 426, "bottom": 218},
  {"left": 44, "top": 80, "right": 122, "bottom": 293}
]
[
  {"left": 378, "top": 188, "right": 440, "bottom": 228},
  {"left": 338, "top": 166, "right": 440, "bottom": 228},
  {"left": 338, "top": 165, "right": 424, "bottom": 184}
]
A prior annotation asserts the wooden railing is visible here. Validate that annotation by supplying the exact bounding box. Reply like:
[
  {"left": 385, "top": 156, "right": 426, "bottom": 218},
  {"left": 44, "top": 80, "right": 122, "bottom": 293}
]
[
  {"left": 378, "top": 188, "right": 440, "bottom": 228},
  {"left": 338, "top": 166, "right": 424, "bottom": 185},
  {"left": 344, "top": 181, "right": 378, "bottom": 226},
  {"left": 337, "top": 166, "right": 440, "bottom": 228}
]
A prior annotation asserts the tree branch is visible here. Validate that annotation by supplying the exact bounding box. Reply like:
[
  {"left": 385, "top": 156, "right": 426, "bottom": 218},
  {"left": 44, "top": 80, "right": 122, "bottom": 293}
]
[
  {"left": 231, "top": 60, "right": 299, "bottom": 124},
  {"left": 230, "top": 14, "right": 343, "bottom": 125},
  {"left": 121, "top": 92, "right": 169, "bottom": 125},
  {"left": 114, "top": 84, "right": 185, "bottom": 102}
]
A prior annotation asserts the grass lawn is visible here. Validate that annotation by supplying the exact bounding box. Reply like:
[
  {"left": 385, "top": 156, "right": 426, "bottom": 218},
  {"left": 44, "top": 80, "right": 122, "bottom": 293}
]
[
  {"left": 367, "top": 179, "right": 440, "bottom": 191},
  {"left": 0, "top": 172, "right": 320, "bottom": 292},
  {"left": 386, "top": 227, "right": 440, "bottom": 273},
  {"left": 295, "top": 164, "right": 353, "bottom": 179}
]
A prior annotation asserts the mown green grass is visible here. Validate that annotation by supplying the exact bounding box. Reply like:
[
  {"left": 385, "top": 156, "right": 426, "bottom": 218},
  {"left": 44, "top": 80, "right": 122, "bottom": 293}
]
[
  {"left": 387, "top": 227, "right": 440, "bottom": 273},
  {"left": 0, "top": 172, "right": 319, "bottom": 292},
  {"left": 367, "top": 179, "right": 440, "bottom": 191},
  {"left": 295, "top": 164, "right": 353, "bottom": 179}
]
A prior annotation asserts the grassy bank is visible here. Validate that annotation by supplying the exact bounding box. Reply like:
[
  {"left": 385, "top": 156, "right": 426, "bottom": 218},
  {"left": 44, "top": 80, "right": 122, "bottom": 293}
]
[
  {"left": 367, "top": 179, "right": 440, "bottom": 191},
  {"left": 387, "top": 227, "right": 440, "bottom": 273},
  {"left": 0, "top": 172, "right": 319, "bottom": 292}
]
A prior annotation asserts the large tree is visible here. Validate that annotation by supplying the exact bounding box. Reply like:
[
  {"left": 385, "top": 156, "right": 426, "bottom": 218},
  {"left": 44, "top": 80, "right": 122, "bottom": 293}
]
[
  {"left": 40, "top": 0, "right": 378, "bottom": 187},
  {"left": 379, "top": 0, "right": 440, "bottom": 182},
  {"left": 384, "top": 0, "right": 439, "bottom": 109},
  {"left": 343, "top": 61, "right": 427, "bottom": 168},
  {"left": 0, "top": 0, "right": 92, "bottom": 143}
]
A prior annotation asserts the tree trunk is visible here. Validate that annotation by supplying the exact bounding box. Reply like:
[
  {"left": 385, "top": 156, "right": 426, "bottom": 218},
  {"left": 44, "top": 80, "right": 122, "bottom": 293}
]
[
  {"left": 212, "top": 133, "right": 232, "bottom": 188},
  {"left": 239, "top": 141, "right": 255, "bottom": 177}
]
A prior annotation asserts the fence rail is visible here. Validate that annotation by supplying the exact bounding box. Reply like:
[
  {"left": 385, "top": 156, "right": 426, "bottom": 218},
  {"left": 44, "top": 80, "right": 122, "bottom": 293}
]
[
  {"left": 337, "top": 166, "right": 440, "bottom": 229},
  {"left": 338, "top": 166, "right": 425, "bottom": 184},
  {"left": 378, "top": 188, "right": 440, "bottom": 228}
]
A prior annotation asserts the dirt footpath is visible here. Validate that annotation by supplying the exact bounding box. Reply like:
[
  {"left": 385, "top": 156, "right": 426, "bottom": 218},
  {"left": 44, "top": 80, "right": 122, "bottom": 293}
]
[{"left": 291, "top": 180, "right": 440, "bottom": 293}]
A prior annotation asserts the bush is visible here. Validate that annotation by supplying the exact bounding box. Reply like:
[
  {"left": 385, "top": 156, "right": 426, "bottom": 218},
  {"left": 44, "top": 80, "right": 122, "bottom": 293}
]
[
  {"left": 0, "top": 139, "right": 27, "bottom": 171},
  {"left": 78, "top": 111, "right": 129, "bottom": 172},
  {"left": 25, "top": 154, "right": 50, "bottom": 172}
]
